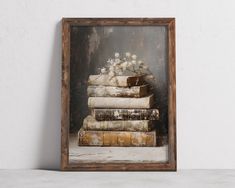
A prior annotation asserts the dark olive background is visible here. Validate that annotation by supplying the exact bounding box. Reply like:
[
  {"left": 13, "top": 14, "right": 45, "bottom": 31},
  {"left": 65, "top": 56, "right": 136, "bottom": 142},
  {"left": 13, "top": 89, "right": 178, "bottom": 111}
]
[{"left": 70, "top": 26, "right": 168, "bottom": 135}]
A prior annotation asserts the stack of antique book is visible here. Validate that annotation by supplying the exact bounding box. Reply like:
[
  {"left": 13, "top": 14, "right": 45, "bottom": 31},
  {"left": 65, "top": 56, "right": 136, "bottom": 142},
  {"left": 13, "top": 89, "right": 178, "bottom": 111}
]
[{"left": 78, "top": 74, "right": 160, "bottom": 147}]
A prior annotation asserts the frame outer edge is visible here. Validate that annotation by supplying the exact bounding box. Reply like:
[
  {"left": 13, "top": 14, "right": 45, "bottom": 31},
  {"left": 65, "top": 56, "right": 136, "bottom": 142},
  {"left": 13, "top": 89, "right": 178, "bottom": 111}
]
[
  {"left": 168, "top": 18, "right": 177, "bottom": 170},
  {"left": 61, "top": 18, "right": 177, "bottom": 171},
  {"left": 61, "top": 19, "right": 70, "bottom": 170}
]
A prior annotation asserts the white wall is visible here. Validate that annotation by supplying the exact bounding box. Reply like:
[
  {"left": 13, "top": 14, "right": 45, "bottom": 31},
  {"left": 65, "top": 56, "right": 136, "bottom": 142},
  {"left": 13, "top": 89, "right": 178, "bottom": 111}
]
[{"left": 0, "top": 0, "right": 235, "bottom": 169}]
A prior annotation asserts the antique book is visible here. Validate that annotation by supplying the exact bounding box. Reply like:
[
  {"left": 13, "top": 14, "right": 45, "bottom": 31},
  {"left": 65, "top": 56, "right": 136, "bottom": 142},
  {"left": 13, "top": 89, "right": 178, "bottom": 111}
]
[
  {"left": 91, "top": 108, "right": 159, "bottom": 121},
  {"left": 87, "top": 84, "right": 148, "bottom": 98},
  {"left": 88, "top": 94, "right": 154, "bottom": 109},
  {"left": 78, "top": 129, "right": 156, "bottom": 147},
  {"left": 88, "top": 75, "right": 144, "bottom": 87},
  {"left": 83, "top": 115, "right": 153, "bottom": 131}
]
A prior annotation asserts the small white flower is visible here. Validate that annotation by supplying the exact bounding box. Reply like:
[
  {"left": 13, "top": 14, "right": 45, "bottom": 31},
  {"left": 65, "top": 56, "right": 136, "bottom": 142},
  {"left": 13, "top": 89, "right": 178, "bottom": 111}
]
[
  {"left": 101, "top": 68, "right": 106, "bottom": 74},
  {"left": 114, "top": 110, "right": 119, "bottom": 117},
  {"left": 138, "top": 60, "right": 143, "bottom": 65},
  {"left": 142, "top": 65, "right": 148, "bottom": 69},
  {"left": 131, "top": 60, "right": 136, "bottom": 64},
  {"left": 125, "top": 52, "right": 131, "bottom": 57},
  {"left": 115, "top": 58, "right": 121, "bottom": 64},
  {"left": 148, "top": 75, "right": 154, "bottom": 79},
  {"left": 132, "top": 54, "right": 137, "bottom": 60},
  {"left": 111, "top": 59, "right": 115, "bottom": 64},
  {"left": 114, "top": 52, "right": 120, "bottom": 58}
]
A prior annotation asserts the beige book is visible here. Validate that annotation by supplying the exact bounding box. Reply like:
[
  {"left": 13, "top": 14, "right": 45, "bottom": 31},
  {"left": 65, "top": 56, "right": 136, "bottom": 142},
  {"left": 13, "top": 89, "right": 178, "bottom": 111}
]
[
  {"left": 88, "top": 75, "right": 144, "bottom": 87},
  {"left": 78, "top": 129, "right": 156, "bottom": 147},
  {"left": 91, "top": 108, "right": 159, "bottom": 121},
  {"left": 88, "top": 94, "right": 154, "bottom": 109},
  {"left": 87, "top": 84, "right": 148, "bottom": 98},
  {"left": 83, "top": 115, "right": 153, "bottom": 131}
]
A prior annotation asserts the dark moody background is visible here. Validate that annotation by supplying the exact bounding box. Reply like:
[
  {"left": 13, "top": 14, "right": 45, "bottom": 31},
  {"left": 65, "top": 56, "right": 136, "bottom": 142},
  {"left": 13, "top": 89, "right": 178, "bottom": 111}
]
[{"left": 70, "top": 26, "right": 168, "bottom": 134}]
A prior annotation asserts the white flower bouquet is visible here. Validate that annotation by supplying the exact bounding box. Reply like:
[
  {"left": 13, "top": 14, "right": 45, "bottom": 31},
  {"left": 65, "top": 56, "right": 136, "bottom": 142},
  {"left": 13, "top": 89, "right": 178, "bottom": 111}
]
[{"left": 97, "top": 52, "right": 155, "bottom": 81}]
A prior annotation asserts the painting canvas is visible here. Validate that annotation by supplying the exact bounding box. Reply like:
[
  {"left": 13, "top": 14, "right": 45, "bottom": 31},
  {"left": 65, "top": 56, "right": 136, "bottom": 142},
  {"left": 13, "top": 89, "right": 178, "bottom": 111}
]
[{"left": 61, "top": 18, "right": 176, "bottom": 171}]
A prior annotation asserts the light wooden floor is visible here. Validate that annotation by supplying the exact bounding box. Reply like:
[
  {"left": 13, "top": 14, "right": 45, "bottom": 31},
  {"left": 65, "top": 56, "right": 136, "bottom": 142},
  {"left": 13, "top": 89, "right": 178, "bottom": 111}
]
[
  {"left": 1, "top": 170, "right": 235, "bottom": 188},
  {"left": 69, "top": 134, "right": 168, "bottom": 164}
]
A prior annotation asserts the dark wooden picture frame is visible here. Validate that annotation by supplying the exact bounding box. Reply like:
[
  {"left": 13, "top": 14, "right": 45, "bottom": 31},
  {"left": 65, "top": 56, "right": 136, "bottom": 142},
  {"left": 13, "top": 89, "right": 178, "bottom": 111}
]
[{"left": 61, "top": 18, "right": 176, "bottom": 171}]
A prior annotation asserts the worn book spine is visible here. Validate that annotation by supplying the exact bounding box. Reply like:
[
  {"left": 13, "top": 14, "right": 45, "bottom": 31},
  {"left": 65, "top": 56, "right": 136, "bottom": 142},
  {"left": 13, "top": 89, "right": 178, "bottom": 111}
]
[
  {"left": 78, "top": 129, "right": 156, "bottom": 147},
  {"left": 83, "top": 115, "right": 153, "bottom": 131},
  {"left": 87, "top": 84, "right": 148, "bottom": 98},
  {"left": 91, "top": 108, "right": 159, "bottom": 121},
  {"left": 88, "top": 94, "right": 154, "bottom": 109},
  {"left": 88, "top": 75, "right": 144, "bottom": 87}
]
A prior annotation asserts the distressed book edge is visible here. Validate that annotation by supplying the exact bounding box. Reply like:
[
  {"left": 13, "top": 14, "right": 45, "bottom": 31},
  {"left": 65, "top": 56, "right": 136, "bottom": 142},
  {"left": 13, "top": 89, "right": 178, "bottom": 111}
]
[
  {"left": 91, "top": 108, "right": 160, "bottom": 121},
  {"left": 87, "top": 84, "right": 149, "bottom": 98},
  {"left": 83, "top": 115, "right": 153, "bottom": 131}
]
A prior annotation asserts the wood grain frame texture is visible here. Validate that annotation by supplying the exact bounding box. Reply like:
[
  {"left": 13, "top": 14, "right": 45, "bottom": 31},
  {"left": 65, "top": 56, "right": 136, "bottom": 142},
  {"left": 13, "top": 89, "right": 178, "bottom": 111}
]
[{"left": 61, "top": 18, "right": 176, "bottom": 171}]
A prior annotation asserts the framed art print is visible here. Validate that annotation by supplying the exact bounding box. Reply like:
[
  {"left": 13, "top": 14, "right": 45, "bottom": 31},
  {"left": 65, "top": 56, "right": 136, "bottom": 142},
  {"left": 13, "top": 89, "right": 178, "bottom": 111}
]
[{"left": 61, "top": 18, "right": 176, "bottom": 171}]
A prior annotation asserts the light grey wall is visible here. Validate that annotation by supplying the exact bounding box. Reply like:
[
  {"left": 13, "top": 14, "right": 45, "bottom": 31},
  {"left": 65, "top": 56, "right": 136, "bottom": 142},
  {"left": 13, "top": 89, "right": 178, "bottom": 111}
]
[{"left": 0, "top": 0, "right": 235, "bottom": 169}]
